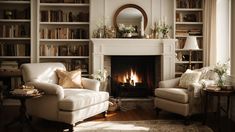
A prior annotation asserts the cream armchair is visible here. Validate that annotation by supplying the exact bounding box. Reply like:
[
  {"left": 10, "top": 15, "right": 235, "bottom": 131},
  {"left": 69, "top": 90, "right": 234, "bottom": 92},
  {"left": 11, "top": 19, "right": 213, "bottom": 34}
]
[
  {"left": 21, "top": 63, "right": 109, "bottom": 132},
  {"left": 154, "top": 67, "right": 217, "bottom": 123}
]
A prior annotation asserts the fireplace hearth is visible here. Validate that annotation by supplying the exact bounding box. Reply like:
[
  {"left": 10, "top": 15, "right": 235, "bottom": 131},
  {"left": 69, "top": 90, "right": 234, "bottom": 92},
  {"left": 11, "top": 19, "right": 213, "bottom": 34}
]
[{"left": 111, "top": 56, "right": 157, "bottom": 98}]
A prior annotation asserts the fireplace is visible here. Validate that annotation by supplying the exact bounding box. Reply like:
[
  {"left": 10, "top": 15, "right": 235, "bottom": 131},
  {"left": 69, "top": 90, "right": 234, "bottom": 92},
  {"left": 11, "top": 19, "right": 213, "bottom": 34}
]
[
  {"left": 91, "top": 39, "right": 176, "bottom": 97},
  {"left": 111, "top": 56, "right": 158, "bottom": 98}
]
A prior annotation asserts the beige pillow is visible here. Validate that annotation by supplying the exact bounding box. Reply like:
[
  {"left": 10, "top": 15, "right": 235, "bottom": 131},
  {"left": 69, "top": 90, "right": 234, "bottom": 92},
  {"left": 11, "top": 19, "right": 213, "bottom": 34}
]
[
  {"left": 179, "top": 69, "right": 201, "bottom": 88},
  {"left": 56, "top": 69, "right": 83, "bottom": 88}
]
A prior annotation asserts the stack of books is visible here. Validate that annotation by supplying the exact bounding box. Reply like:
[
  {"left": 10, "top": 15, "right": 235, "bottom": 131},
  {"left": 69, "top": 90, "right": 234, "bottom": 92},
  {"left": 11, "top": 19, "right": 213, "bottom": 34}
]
[
  {"left": 10, "top": 85, "right": 38, "bottom": 95},
  {"left": 0, "top": 61, "right": 18, "bottom": 70}
]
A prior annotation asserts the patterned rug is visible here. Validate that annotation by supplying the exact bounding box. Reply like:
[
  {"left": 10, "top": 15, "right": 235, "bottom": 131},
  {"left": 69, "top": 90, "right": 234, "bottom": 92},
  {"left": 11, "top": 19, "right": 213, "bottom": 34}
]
[{"left": 74, "top": 120, "right": 213, "bottom": 132}]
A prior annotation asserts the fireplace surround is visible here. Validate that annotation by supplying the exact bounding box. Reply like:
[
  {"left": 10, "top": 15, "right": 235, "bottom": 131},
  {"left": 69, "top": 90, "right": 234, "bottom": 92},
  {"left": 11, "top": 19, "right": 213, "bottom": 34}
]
[{"left": 91, "top": 38, "right": 176, "bottom": 97}]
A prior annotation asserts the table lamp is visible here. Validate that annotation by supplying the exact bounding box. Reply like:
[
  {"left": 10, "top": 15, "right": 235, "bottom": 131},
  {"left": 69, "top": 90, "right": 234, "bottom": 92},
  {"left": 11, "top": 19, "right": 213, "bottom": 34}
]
[{"left": 183, "top": 36, "right": 199, "bottom": 69}]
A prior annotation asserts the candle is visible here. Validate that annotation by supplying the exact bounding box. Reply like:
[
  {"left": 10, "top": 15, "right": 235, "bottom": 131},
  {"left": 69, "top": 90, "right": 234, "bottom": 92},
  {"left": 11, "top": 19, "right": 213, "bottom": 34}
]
[{"left": 164, "top": 16, "right": 167, "bottom": 25}]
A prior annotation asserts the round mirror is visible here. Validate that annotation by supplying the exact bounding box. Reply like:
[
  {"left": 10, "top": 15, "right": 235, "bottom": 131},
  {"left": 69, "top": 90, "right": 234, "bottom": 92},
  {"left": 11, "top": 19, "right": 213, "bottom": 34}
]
[{"left": 113, "top": 4, "right": 148, "bottom": 37}]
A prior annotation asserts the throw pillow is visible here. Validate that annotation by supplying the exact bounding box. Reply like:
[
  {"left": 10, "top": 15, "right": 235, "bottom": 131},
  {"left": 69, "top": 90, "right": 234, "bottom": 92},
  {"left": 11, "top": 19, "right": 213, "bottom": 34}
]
[
  {"left": 179, "top": 69, "right": 202, "bottom": 88},
  {"left": 56, "top": 69, "right": 83, "bottom": 88}
]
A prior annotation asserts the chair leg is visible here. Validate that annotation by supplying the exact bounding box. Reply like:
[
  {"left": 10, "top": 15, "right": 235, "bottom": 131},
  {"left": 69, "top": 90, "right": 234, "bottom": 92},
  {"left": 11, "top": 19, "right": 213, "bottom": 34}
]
[
  {"left": 184, "top": 116, "right": 190, "bottom": 125},
  {"left": 68, "top": 124, "right": 74, "bottom": 132},
  {"left": 155, "top": 108, "right": 161, "bottom": 117},
  {"left": 103, "top": 111, "right": 108, "bottom": 118}
]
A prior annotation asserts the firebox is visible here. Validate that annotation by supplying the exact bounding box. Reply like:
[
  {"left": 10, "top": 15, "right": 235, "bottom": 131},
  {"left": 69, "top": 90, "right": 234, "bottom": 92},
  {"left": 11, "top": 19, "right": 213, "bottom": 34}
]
[{"left": 111, "top": 56, "right": 159, "bottom": 98}]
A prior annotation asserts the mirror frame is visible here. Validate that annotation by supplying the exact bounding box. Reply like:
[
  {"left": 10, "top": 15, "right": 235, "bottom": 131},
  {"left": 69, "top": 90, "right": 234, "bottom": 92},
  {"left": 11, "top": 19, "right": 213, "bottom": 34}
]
[{"left": 113, "top": 4, "right": 148, "bottom": 30}]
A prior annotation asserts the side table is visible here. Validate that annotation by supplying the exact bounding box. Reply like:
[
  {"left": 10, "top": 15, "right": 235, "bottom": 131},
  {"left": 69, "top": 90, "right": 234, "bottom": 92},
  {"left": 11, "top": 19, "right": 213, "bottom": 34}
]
[
  {"left": 202, "top": 87, "right": 235, "bottom": 132},
  {"left": 5, "top": 90, "right": 44, "bottom": 131}
]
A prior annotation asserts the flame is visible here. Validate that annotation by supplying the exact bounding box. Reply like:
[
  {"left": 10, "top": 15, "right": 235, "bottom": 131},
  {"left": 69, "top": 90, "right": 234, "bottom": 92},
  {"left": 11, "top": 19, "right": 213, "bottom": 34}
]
[{"left": 122, "top": 68, "right": 141, "bottom": 86}]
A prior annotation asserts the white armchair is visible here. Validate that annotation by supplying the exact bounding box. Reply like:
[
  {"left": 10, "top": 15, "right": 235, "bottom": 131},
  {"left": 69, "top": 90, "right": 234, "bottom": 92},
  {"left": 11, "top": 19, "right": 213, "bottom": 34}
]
[
  {"left": 21, "top": 63, "right": 109, "bottom": 131},
  {"left": 154, "top": 67, "right": 217, "bottom": 123}
]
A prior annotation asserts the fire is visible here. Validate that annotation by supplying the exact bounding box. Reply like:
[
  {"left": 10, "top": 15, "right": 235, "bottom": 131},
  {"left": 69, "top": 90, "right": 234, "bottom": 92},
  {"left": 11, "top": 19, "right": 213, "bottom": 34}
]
[{"left": 122, "top": 69, "right": 141, "bottom": 86}]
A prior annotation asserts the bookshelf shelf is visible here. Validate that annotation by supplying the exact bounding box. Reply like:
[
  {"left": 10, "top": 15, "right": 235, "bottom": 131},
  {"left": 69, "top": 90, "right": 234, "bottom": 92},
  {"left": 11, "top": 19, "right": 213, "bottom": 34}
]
[
  {"left": 175, "top": 61, "right": 203, "bottom": 64},
  {"left": 39, "top": 56, "right": 89, "bottom": 59},
  {"left": 0, "top": 1, "right": 30, "bottom": 4},
  {"left": 175, "top": 72, "right": 184, "bottom": 75},
  {"left": 175, "top": 35, "right": 203, "bottom": 38},
  {"left": 175, "top": 49, "right": 203, "bottom": 51},
  {"left": 0, "top": 38, "right": 31, "bottom": 40},
  {"left": 176, "top": 8, "right": 203, "bottom": 11},
  {"left": 176, "top": 22, "right": 203, "bottom": 25},
  {"left": 39, "top": 39, "right": 90, "bottom": 42},
  {"left": 40, "top": 22, "right": 89, "bottom": 25},
  {"left": 0, "top": 19, "right": 30, "bottom": 22},
  {"left": 0, "top": 56, "right": 30, "bottom": 59},
  {"left": 40, "top": 3, "right": 89, "bottom": 7}
]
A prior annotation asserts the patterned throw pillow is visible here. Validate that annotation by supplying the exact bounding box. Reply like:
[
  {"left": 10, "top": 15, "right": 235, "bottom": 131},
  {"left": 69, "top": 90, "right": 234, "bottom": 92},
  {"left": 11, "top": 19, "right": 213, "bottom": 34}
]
[
  {"left": 179, "top": 69, "right": 202, "bottom": 88},
  {"left": 56, "top": 69, "right": 83, "bottom": 88}
]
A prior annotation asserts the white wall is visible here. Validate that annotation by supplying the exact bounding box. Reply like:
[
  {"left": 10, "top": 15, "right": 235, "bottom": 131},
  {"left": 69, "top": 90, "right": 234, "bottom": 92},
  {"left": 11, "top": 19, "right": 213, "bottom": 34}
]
[
  {"left": 90, "top": 0, "right": 174, "bottom": 37},
  {"left": 216, "top": 0, "right": 230, "bottom": 63}
]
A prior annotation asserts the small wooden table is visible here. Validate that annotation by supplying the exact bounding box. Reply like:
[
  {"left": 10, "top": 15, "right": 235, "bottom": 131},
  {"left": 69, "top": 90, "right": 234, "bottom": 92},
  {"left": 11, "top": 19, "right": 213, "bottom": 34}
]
[
  {"left": 203, "top": 86, "right": 235, "bottom": 132},
  {"left": 5, "top": 90, "right": 43, "bottom": 131}
]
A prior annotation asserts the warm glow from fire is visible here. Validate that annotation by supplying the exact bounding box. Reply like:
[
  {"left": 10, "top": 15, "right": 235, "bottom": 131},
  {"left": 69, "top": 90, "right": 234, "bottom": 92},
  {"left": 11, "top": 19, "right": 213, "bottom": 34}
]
[{"left": 122, "top": 69, "right": 141, "bottom": 86}]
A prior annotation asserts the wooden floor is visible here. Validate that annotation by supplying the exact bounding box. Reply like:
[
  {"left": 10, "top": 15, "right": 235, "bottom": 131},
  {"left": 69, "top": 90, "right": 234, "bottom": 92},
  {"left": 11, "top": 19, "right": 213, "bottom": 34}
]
[{"left": 0, "top": 105, "right": 234, "bottom": 132}]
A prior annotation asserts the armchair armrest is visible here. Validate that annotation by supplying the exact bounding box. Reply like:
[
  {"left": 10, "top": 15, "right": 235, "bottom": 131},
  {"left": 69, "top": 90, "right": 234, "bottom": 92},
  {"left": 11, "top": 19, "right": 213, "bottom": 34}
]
[
  {"left": 81, "top": 78, "right": 100, "bottom": 91},
  {"left": 26, "top": 82, "right": 64, "bottom": 100},
  {"left": 159, "top": 78, "right": 180, "bottom": 88}
]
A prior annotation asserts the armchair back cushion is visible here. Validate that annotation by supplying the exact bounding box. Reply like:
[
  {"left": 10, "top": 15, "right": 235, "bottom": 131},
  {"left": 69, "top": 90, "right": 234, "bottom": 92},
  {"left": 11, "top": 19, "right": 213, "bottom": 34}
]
[
  {"left": 56, "top": 69, "right": 83, "bottom": 88},
  {"left": 21, "top": 63, "right": 66, "bottom": 84},
  {"left": 179, "top": 69, "right": 201, "bottom": 88}
]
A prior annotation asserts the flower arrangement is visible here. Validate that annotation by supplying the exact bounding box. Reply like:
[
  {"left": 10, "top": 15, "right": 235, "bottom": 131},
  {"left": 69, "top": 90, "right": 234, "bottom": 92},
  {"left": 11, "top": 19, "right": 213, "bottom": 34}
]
[
  {"left": 213, "top": 60, "right": 230, "bottom": 87},
  {"left": 91, "top": 69, "right": 108, "bottom": 82},
  {"left": 151, "top": 21, "right": 172, "bottom": 39},
  {"left": 118, "top": 24, "right": 135, "bottom": 33},
  {"left": 160, "top": 24, "right": 171, "bottom": 38}
]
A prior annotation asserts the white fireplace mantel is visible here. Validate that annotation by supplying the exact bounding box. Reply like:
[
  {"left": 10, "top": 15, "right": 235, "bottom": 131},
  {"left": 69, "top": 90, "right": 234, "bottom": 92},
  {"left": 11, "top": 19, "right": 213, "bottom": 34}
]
[{"left": 91, "top": 38, "right": 176, "bottom": 80}]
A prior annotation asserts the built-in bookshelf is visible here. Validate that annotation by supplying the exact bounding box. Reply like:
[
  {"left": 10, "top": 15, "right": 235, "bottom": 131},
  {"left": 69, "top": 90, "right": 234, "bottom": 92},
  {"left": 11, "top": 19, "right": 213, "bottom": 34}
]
[
  {"left": 0, "top": 0, "right": 31, "bottom": 59},
  {"left": 0, "top": 0, "right": 32, "bottom": 92},
  {"left": 174, "top": 0, "right": 204, "bottom": 77},
  {"left": 38, "top": 0, "right": 90, "bottom": 76}
]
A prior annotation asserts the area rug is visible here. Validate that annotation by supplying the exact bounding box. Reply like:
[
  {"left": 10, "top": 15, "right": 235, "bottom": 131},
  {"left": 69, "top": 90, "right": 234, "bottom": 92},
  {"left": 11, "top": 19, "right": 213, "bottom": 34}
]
[{"left": 74, "top": 120, "right": 213, "bottom": 132}]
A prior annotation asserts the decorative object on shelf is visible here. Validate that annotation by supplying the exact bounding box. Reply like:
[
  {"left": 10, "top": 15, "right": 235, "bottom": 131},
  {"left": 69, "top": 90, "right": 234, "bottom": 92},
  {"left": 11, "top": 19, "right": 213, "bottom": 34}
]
[
  {"left": 159, "top": 23, "right": 172, "bottom": 39},
  {"left": 213, "top": 60, "right": 230, "bottom": 88},
  {"left": 93, "top": 22, "right": 116, "bottom": 38},
  {"left": 4, "top": 10, "right": 14, "bottom": 19},
  {"left": 118, "top": 24, "right": 136, "bottom": 38},
  {"left": 150, "top": 22, "right": 161, "bottom": 39},
  {"left": 183, "top": 36, "right": 199, "bottom": 69},
  {"left": 104, "top": 26, "right": 116, "bottom": 38},
  {"left": 91, "top": 69, "right": 109, "bottom": 91}
]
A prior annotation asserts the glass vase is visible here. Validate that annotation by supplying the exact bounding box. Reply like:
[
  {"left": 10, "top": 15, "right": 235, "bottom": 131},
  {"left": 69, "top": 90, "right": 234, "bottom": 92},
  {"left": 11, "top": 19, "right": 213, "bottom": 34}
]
[{"left": 217, "top": 75, "right": 224, "bottom": 88}]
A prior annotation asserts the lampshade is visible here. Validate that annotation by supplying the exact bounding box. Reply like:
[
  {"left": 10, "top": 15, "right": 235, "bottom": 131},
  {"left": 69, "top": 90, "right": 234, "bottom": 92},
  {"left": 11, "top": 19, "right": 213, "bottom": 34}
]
[{"left": 183, "top": 36, "right": 199, "bottom": 50}]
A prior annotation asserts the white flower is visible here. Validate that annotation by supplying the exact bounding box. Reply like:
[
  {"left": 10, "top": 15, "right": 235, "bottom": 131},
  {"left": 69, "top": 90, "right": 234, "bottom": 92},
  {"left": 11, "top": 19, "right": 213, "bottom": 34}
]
[
  {"left": 91, "top": 69, "right": 108, "bottom": 82},
  {"left": 118, "top": 24, "right": 135, "bottom": 33}
]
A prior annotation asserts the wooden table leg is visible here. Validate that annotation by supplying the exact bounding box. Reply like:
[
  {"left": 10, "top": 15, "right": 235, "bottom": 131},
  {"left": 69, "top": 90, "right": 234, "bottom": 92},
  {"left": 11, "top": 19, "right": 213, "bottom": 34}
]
[
  {"left": 217, "top": 95, "right": 221, "bottom": 132},
  {"left": 203, "top": 92, "right": 208, "bottom": 125}
]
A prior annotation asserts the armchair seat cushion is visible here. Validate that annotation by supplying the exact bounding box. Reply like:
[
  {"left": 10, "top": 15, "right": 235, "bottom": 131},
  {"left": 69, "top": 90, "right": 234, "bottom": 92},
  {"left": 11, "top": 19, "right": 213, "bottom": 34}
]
[
  {"left": 155, "top": 88, "right": 188, "bottom": 103},
  {"left": 59, "top": 89, "right": 109, "bottom": 111}
]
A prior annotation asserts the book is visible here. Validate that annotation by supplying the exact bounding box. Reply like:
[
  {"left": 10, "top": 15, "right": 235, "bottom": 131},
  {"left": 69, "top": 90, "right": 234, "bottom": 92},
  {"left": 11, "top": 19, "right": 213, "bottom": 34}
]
[{"left": 11, "top": 88, "right": 38, "bottom": 95}]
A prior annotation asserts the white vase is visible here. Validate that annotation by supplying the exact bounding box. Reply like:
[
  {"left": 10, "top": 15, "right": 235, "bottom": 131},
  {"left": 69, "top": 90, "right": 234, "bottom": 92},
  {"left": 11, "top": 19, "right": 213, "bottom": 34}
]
[
  {"left": 100, "top": 81, "right": 108, "bottom": 91},
  {"left": 126, "top": 33, "right": 132, "bottom": 38}
]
